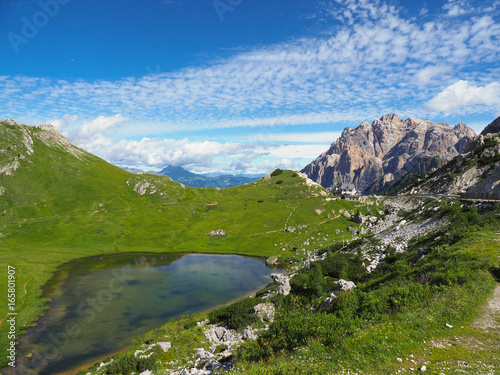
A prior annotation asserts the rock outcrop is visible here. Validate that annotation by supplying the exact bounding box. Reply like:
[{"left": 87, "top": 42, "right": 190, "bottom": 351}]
[
  {"left": 301, "top": 114, "right": 476, "bottom": 194},
  {"left": 481, "top": 115, "right": 500, "bottom": 135},
  {"left": 271, "top": 273, "right": 292, "bottom": 296}
]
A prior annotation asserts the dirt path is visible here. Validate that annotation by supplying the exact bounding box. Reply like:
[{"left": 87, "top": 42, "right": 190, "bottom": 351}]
[{"left": 473, "top": 283, "right": 500, "bottom": 331}]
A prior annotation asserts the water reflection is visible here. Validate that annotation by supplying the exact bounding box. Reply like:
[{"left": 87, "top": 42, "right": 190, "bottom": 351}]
[{"left": 9, "top": 253, "right": 279, "bottom": 375}]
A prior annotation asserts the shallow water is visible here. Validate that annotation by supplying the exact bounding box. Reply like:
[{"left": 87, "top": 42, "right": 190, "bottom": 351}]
[{"left": 10, "top": 253, "right": 279, "bottom": 374}]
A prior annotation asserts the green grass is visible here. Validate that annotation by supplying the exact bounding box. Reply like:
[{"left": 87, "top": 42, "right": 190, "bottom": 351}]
[
  {"left": 96, "top": 203, "right": 499, "bottom": 375},
  {"left": 0, "top": 122, "right": 361, "bottom": 369},
  {"left": 80, "top": 213, "right": 500, "bottom": 375},
  {"left": 226, "top": 207, "right": 500, "bottom": 374}
]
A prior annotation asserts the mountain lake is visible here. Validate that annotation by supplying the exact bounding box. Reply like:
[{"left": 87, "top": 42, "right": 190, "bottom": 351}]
[{"left": 8, "top": 253, "right": 281, "bottom": 375}]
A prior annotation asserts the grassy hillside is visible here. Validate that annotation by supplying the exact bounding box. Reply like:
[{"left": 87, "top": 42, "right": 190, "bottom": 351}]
[
  {"left": 81, "top": 198, "right": 500, "bottom": 375},
  {"left": 0, "top": 121, "right": 360, "bottom": 369}
]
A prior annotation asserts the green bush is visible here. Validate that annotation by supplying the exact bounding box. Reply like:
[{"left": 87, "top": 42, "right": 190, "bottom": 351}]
[
  {"left": 105, "top": 354, "right": 156, "bottom": 374},
  {"left": 276, "top": 180, "right": 283, "bottom": 185},
  {"left": 209, "top": 298, "right": 262, "bottom": 330},
  {"left": 290, "top": 263, "right": 324, "bottom": 298},
  {"left": 271, "top": 169, "right": 283, "bottom": 177},
  {"left": 319, "top": 252, "right": 368, "bottom": 283}
]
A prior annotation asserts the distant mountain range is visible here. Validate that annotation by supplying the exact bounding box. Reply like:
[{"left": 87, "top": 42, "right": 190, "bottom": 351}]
[
  {"left": 302, "top": 114, "right": 477, "bottom": 194},
  {"left": 120, "top": 165, "right": 261, "bottom": 188},
  {"left": 158, "top": 166, "right": 260, "bottom": 188}
]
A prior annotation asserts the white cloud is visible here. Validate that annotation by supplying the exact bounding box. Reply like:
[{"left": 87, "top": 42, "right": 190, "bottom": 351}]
[
  {"left": 249, "top": 131, "right": 342, "bottom": 144},
  {"left": 48, "top": 114, "right": 78, "bottom": 130},
  {"left": 413, "top": 66, "right": 452, "bottom": 86},
  {"left": 46, "top": 114, "right": 333, "bottom": 174},
  {"left": 3, "top": 2, "right": 499, "bottom": 131},
  {"left": 426, "top": 81, "right": 500, "bottom": 112},
  {"left": 442, "top": 0, "right": 471, "bottom": 17},
  {"left": 3, "top": 0, "right": 500, "bottom": 174}
]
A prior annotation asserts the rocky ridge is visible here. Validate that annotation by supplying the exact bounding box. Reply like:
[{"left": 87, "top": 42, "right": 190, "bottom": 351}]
[
  {"left": 301, "top": 114, "right": 476, "bottom": 194},
  {"left": 0, "top": 119, "right": 89, "bottom": 180},
  {"left": 398, "top": 118, "right": 500, "bottom": 198}
]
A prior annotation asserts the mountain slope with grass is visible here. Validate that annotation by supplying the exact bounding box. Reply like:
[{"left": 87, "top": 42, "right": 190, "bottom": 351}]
[
  {"left": 0, "top": 120, "right": 360, "bottom": 370},
  {"left": 81, "top": 196, "right": 500, "bottom": 375},
  {"left": 76, "top": 132, "right": 500, "bottom": 374}
]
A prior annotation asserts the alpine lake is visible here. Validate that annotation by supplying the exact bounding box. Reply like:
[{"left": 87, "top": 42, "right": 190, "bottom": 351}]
[{"left": 10, "top": 253, "right": 282, "bottom": 374}]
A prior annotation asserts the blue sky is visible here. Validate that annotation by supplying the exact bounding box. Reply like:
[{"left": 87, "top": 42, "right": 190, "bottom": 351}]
[{"left": 1, "top": 0, "right": 499, "bottom": 175}]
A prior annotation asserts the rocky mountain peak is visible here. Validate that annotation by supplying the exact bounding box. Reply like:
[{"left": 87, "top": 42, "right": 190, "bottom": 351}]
[
  {"left": 301, "top": 114, "right": 476, "bottom": 194},
  {"left": 1, "top": 118, "right": 22, "bottom": 126},
  {"left": 34, "top": 123, "right": 61, "bottom": 133},
  {"left": 380, "top": 113, "right": 400, "bottom": 123}
]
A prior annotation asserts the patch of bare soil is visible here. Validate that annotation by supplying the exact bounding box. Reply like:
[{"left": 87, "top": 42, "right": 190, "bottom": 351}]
[{"left": 472, "top": 284, "right": 500, "bottom": 331}]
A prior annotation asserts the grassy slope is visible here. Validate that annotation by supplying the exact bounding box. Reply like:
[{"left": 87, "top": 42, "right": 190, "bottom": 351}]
[
  {"left": 82, "top": 200, "right": 500, "bottom": 375},
  {"left": 0, "top": 123, "right": 359, "bottom": 368},
  {"left": 93, "top": 203, "right": 499, "bottom": 375}
]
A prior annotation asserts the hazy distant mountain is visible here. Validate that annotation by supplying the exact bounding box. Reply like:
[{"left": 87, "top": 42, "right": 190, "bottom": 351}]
[
  {"left": 159, "top": 166, "right": 260, "bottom": 188},
  {"left": 301, "top": 114, "right": 476, "bottom": 194}
]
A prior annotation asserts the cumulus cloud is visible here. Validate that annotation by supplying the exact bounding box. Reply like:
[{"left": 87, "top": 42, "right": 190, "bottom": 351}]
[
  {"left": 48, "top": 114, "right": 78, "bottom": 130},
  {"left": 49, "top": 114, "right": 334, "bottom": 174},
  {"left": 426, "top": 81, "right": 500, "bottom": 112},
  {"left": 66, "top": 114, "right": 130, "bottom": 152}
]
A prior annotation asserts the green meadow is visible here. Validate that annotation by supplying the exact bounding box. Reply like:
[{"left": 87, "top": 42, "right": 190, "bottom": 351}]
[
  {"left": 83, "top": 200, "right": 500, "bottom": 375},
  {"left": 0, "top": 122, "right": 359, "bottom": 369}
]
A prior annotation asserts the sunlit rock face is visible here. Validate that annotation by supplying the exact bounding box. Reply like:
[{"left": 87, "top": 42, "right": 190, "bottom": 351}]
[{"left": 302, "top": 114, "right": 476, "bottom": 194}]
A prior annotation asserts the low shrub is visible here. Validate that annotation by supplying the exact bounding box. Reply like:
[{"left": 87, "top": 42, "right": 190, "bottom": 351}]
[
  {"left": 105, "top": 354, "right": 156, "bottom": 374},
  {"left": 209, "top": 298, "right": 262, "bottom": 330},
  {"left": 271, "top": 169, "right": 283, "bottom": 177}
]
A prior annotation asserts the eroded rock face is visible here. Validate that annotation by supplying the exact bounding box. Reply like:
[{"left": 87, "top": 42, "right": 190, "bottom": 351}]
[
  {"left": 301, "top": 114, "right": 476, "bottom": 193},
  {"left": 468, "top": 165, "right": 500, "bottom": 199}
]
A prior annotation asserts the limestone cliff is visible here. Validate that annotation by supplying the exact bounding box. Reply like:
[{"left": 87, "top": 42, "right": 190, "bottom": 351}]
[{"left": 301, "top": 114, "right": 476, "bottom": 194}]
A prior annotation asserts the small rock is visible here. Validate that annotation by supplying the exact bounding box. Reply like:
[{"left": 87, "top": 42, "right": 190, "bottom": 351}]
[
  {"left": 272, "top": 273, "right": 292, "bottom": 296},
  {"left": 206, "top": 229, "right": 227, "bottom": 236},
  {"left": 334, "top": 279, "right": 356, "bottom": 291},
  {"left": 397, "top": 357, "right": 403, "bottom": 362},
  {"left": 445, "top": 323, "right": 453, "bottom": 328},
  {"left": 158, "top": 342, "right": 171, "bottom": 352},
  {"left": 420, "top": 365, "right": 427, "bottom": 372},
  {"left": 204, "top": 358, "right": 220, "bottom": 371},
  {"left": 266, "top": 256, "right": 278, "bottom": 266}
]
